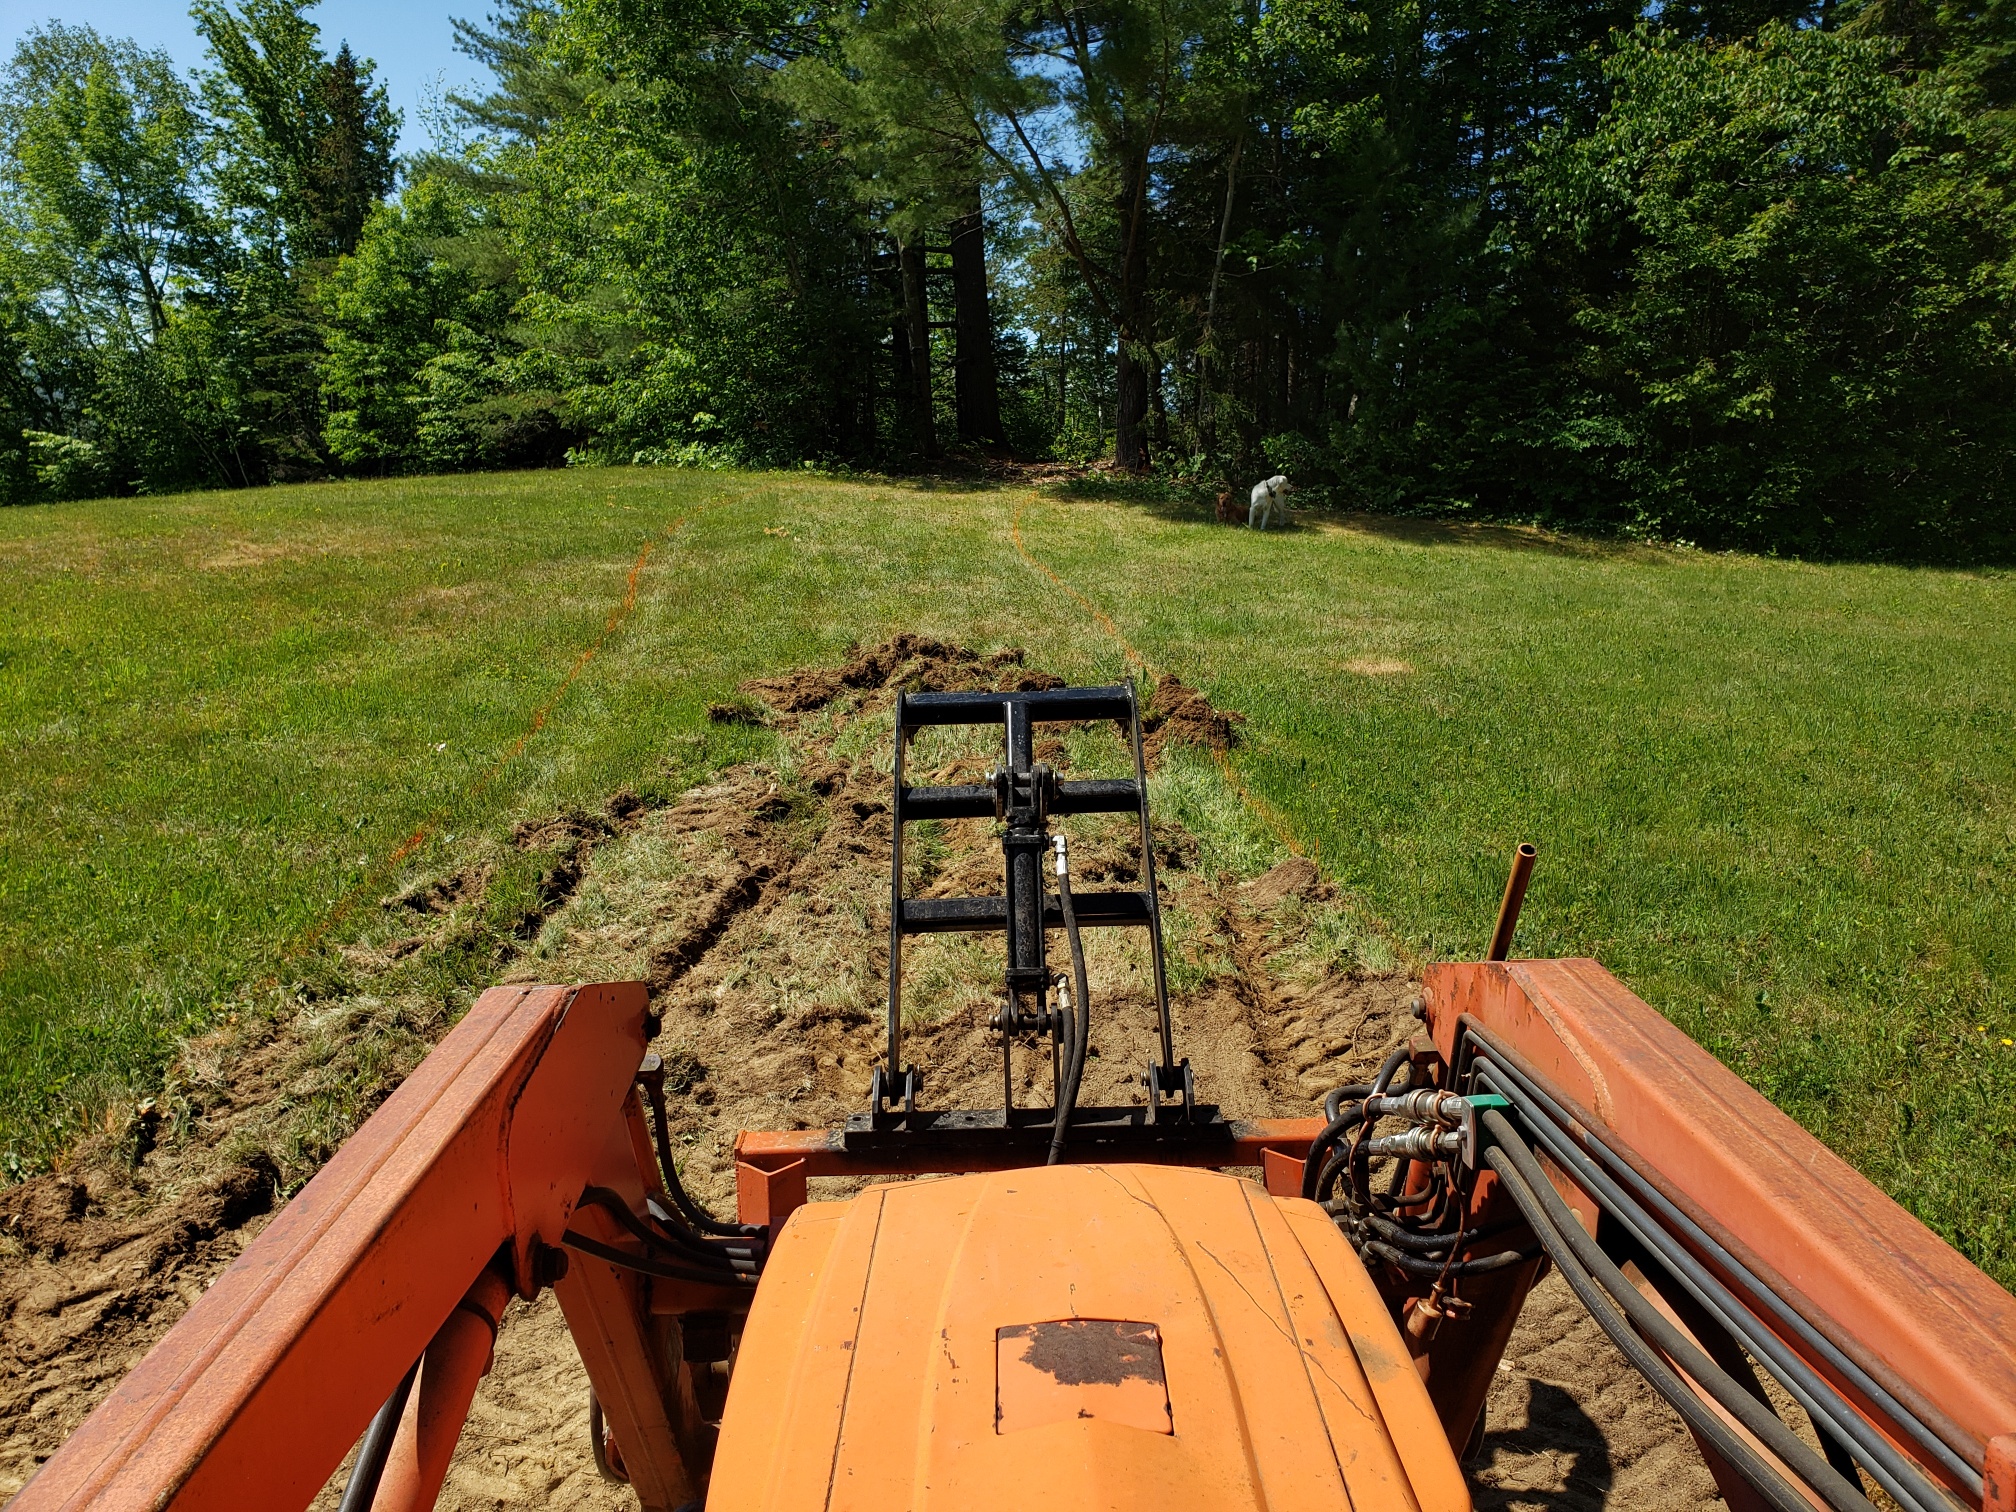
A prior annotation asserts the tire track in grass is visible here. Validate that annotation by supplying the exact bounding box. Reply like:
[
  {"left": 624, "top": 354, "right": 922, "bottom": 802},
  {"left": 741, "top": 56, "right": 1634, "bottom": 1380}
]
[
  {"left": 1009, "top": 490, "right": 1314, "bottom": 861},
  {"left": 280, "top": 487, "right": 745, "bottom": 968},
  {"left": 1010, "top": 492, "right": 1150, "bottom": 675}
]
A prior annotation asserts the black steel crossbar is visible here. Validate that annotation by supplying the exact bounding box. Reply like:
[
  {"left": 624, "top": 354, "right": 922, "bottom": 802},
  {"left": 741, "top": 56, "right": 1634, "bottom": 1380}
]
[
  {"left": 899, "top": 777, "right": 1140, "bottom": 821},
  {"left": 901, "top": 686, "right": 1135, "bottom": 725},
  {"left": 899, "top": 891, "right": 1153, "bottom": 934}
]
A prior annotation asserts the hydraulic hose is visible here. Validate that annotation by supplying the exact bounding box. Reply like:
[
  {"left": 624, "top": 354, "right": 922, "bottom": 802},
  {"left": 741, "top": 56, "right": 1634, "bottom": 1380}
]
[
  {"left": 1481, "top": 1111, "right": 1874, "bottom": 1512},
  {"left": 1484, "top": 1155, "right": 1842, "bottom": 1512},
  {"left": 1345, "top": 1050, "right": 1421, "bottom": 1219},
  {"left": 561, "top": 1227, "right": 758, "bottom": 1286},
  {"left": 1303, "top": 1049, "right": 1407, "bottom": 1198},
  {"left": 1047, "top": 834, "right": 1092, "bottom": 1167},
  {"left": 1363, "top": 1212, "right": 1515, "bottom": 1255},
  {"left": 337, "top": 1357, "right": 419, "bottom": 1512},
  {"left": 1308, "top": 1118, "right": 1366, "bottom": 1202},
  {"left": 1362, "top": 1239, "right": 1540, "bottom": 1277},
  {"left": 643, "top": 1195, "right": 764, "bottom": 1257},
  {"left": 1466, "top": 1039, "right": 1971, "bottom": 1511},
  {"left": 1369, "top": 1047, "right": 1412, "bottom": 1097},
  {"left": 640, "top": 1076, "right": 766, "bottom": 1239},
  {"left": 1323, "top": 1081, "right": 1376, "bottom": 1123},
  {"left": 577, "top": 1187, "right": 759, "bottom": 1275}
]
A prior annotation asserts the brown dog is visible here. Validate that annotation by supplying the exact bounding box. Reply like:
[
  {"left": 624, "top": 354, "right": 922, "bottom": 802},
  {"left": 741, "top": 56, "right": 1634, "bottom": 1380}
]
[{"left": 1215, "top": 489, "right": 1237, "bottom": 523}]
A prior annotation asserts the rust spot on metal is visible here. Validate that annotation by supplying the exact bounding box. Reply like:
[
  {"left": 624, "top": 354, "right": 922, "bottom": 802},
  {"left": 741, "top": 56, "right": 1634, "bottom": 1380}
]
[
  {"left": 998, "top": 1320, "right": 1164, "bottom": 1388},
  {"left": 994, "top": 1320, "right": 1172, "bottom": 1435}
]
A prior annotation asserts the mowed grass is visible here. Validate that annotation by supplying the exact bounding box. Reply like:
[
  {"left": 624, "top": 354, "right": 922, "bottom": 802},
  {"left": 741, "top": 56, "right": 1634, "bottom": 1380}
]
[{"left": 1, "top": 470, "right": 2011, "bottom": 1286}]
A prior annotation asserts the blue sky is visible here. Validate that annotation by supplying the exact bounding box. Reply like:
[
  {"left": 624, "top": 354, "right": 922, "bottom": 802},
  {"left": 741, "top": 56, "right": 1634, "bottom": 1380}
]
[{"left": 0, "top": 0, "right": 484, "bottom": 156}]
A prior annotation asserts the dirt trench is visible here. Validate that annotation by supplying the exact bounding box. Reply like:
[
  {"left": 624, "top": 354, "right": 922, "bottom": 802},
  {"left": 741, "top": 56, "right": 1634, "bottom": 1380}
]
[{"left": 1, "top": 638, "right": 1715, "bottom": 1511}]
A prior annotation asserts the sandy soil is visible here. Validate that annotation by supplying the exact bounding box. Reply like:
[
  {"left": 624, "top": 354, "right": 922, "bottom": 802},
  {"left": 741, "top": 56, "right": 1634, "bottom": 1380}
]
[{"left": 2, "top": 638, "right": 1719, "bottom": 1511}]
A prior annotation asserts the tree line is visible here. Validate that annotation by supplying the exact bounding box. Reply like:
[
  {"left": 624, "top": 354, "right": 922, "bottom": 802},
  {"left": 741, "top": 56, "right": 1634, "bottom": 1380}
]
[{"left": 4, "top": 0, "right": 2012, "bottom": 557}]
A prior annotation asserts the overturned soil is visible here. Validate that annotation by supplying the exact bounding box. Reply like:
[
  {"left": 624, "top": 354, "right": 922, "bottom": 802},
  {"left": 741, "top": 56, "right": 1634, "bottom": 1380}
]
[{"left": 1, "top": 638, "right": 1714, "bottom": 1511}]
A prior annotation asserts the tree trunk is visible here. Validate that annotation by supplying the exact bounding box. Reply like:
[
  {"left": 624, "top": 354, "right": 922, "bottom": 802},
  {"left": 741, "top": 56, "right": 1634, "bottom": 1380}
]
[
  {"left": 948, "top": 188, "right": 1004, "bottom": 447},
  {"left": 897, "top": 234, "right": 937, "bottom": 458},
  {"left": 1115, "top": 342, "right": 1151, "bottom": 471},
  {"left": 1113, "top": 161, "right": 1152, "bottom": 472}
]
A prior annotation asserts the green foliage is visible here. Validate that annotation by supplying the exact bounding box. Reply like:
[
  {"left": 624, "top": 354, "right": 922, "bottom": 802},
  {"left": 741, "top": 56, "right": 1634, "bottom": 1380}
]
[
  {"left": 1, "top": 0, "right": 2015, "bottom": 549},
  {"left": 307, "top": 45, "right": 400, "bottom": 257},
  {"left": 1, "top": 25, "right": 215, "bottom": 344},
  {"left": 22, "top": 430, "right": 110, "bottom": 500},
  {"left": 0, "top": 25, "right": 253, "bottom": 499},
  {"left": 320, "top": 178, "right": 536, "bottom": 470},
  {"left": 192, "top": 0, "right": 399, "bottom": 260},
  {"left": 0, "top": 13, "right": 401, "bottom": 498},
  {"left": 1525, "top": 24, "right": 2016, "bottom": 556},
  {"left": 496, "top": 14, "right": 888, "bottom": 466}
]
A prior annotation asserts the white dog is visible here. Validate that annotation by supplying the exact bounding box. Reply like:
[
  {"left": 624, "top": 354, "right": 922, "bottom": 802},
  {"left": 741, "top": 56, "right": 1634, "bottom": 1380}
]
[{"left": 1248, "top": 474, "right": 1293, "bottom": 529}]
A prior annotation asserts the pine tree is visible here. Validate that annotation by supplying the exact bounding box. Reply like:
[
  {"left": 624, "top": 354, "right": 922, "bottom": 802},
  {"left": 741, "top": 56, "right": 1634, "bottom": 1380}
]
[{"left": 303, "top": 44, "right": 397, "bottom": 258}]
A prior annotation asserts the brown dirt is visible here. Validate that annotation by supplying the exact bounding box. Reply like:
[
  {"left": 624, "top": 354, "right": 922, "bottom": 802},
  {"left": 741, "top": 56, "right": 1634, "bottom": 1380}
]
[
  {"left": 0, "top": 1106, "right": 295, "bottom": 1495},
  {"left": 735, "top": 632, "right": 1060, "bottom": 714},
  {"left": 2, "top": 638, "right": 1710, "bottom": 1511},
  {"left": 1142, "top": 672, "right": 1245, "bottom": 763}
]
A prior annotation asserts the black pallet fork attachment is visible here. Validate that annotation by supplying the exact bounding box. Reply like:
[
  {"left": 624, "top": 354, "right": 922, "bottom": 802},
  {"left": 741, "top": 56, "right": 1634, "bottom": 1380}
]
[{"left": 862, "top": 683, "right": 1210, "bottom": 1147}]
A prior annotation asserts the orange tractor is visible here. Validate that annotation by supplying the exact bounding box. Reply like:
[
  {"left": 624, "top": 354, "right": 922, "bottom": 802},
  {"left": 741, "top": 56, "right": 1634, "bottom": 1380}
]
[{"left": 16, "top": 685, "right": 2016, "bottom": 1512}]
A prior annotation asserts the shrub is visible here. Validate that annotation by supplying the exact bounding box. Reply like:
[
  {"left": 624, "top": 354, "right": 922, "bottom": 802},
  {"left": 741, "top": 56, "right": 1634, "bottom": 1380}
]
[{"left": 24, "top": 430, "right": 112, "bottom": 501}]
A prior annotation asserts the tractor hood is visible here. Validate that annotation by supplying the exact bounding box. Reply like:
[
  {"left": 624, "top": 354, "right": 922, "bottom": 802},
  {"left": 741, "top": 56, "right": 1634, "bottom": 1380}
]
[{"left": 707, "top": 1163, "right": 1469, "bottom": 1511}]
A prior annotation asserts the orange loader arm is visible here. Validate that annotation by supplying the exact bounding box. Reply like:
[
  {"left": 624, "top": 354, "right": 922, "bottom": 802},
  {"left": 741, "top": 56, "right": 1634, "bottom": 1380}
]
[{"left": 8, "top": 982, "right": 719, "bottom": 1512}]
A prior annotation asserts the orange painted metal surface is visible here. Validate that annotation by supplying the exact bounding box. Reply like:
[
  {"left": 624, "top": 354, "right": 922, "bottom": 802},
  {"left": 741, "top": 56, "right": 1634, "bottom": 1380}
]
[
  {"left": 552, "top": 1197, "right": 711, "bottom": 1512},
  {"left": 995, "top": 1320, "right": 1173, "bottom": 1435},
  {"left": 1987, "top": 1433, "right": 2015, "bottom": 1512},
  {"left": 734, "top": 1155, "right": 807, "bottom": 1233},
  {"left": 1261, "top": 1146, "right": 1304, "bottom": 1197},
  {"left": 1395, "top": 1165, "right": 1546, "bottom": 1456},
  {"left": 732, "top": 1117, "right": 1324, "bottom": 1177},
  {"left": 25, "top": 957, "right": 2010, "bottom": 1512},
  {"left": 11, "top": 981, "right": 656, "bottom": 1512},
  {"left": 375, "top": 1262, "right": 513, "bottom": 1512},
  {"left": 707, "top": 1162, "right": 1469, "bottom": 1512},
  {"left": 1424, "top": 958, "right": 2016, "bottom": 1492}
]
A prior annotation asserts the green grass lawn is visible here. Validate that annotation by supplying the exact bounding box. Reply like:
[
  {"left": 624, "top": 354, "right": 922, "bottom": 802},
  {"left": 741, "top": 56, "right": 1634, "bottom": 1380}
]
[{"left": 2, "top": 468, "right": 2011, "bottom": 1285}]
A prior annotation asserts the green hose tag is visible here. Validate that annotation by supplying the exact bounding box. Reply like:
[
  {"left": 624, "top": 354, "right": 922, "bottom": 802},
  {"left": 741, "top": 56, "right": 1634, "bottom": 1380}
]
[{"left": 1460, "top": 1095, "right": 1512, "bottom": 1168}]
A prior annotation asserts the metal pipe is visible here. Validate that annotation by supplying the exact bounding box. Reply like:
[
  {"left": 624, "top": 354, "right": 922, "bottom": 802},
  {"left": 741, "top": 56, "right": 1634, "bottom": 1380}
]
[
  {"left": 1348, "top": 1052, "right": 1419, "bottom": 1215},
  {"left": 1486, "top": 843, "right": 1537, "bottom": 961},
  {"left": 372, "top": 1262, "right": 514, "bottom": 1512},
  {"left": 884, "top": 695, "right": 910, "bottom": 1100},
  {"left": 1125, "top": 679, "right": 1177, "bottom": 1072},
  {"left": 1361, "top": 1127, "right": 1462, "bottom": 1160},
  {"left": 1002, "top": 700, "right": 1047, "bottom": 1003}
]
